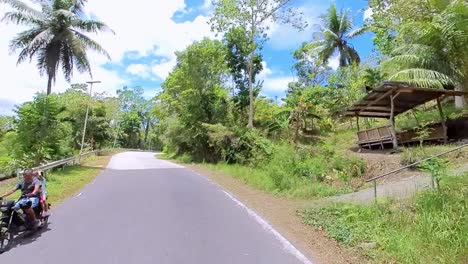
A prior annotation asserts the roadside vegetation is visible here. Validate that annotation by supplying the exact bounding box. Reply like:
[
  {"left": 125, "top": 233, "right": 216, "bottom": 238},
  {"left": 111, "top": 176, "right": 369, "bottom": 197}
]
[
  {"left": 300, "top": 174, "right": 468, "bottom": 263},
  {"left": 0, "top": 0, "right": 467, "bottom": 262},
  {"left": 0, "top": 152, "right": 115, "bottom": 204}
]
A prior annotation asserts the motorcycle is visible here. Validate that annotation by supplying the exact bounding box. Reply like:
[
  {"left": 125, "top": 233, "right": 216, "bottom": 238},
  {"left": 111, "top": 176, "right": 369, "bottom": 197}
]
[{"left": 0, "top": 196, "right": 50, "bottom": 252}]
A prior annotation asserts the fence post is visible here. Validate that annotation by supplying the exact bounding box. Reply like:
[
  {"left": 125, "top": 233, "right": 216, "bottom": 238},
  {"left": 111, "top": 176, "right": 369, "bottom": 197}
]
[{"left": 373, "top": 180, "right": 377, "bottom": 203}]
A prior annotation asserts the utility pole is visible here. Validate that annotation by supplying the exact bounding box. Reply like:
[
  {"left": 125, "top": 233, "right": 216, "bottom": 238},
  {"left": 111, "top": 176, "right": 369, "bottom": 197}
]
[{"left": 79, "top": 80, "right": 101, "bottom": 163}]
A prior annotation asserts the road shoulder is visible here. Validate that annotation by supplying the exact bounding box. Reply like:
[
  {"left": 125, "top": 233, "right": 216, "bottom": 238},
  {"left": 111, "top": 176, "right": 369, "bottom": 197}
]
[{"left": 183, "top": 163, "right": 367, "bottom": 264}]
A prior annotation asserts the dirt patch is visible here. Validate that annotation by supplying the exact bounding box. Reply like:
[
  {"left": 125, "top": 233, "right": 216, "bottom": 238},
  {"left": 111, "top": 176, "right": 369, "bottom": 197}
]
[
  {"left": 352, "top": 150, "right": 425, "bottom": 183},
  {"left": 184, "top": 164, "right": 367, "bottom": 264}
]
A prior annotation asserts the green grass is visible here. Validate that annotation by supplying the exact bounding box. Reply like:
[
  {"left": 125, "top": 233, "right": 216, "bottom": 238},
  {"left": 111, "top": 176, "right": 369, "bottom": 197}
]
[
  {"left": 300, "top": 174, "right": 468, "bottom": 263},
  {"left": 195, "top": 140, "right": 366, "bottom": 199},
  {"left": 0, "top": 154, "right": 112, "bottom": 204},
  {"left": 401, "top": 144, "right": 468, "bottom": 167},
  {"left": 201, "top": 163, "right": 350, "bottom": 198}
]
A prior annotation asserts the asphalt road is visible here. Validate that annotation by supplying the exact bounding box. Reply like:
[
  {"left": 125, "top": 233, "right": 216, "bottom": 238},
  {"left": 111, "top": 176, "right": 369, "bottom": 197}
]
[{"left": 0, "top": 152, "right": 312, "bottom": 264}]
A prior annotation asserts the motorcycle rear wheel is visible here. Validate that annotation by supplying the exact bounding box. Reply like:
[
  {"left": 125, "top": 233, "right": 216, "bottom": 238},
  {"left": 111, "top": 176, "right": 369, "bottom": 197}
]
[{"left": 0, "top": 227, "right": 13, "bottom": 252}]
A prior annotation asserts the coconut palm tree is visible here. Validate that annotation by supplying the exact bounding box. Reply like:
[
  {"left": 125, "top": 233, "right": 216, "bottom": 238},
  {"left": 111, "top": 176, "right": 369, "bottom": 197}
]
[
  {"left": 383, "top": 0, "right": 468, "bottom": 108},
  {"left": 1, "top": 0, "right": 113, "bottom": 95},
  {"left": 308, "top": 4, "right": 366, "bottom": 68}
]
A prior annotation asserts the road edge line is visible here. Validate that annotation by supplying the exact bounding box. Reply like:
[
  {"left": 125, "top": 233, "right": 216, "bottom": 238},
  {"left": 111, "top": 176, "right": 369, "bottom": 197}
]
[
  {"left": 188, "top": 169, "right": 315, "bottom": 264},
  {"left": 221, "top": 190, "right": 315, "bottom": 264}
]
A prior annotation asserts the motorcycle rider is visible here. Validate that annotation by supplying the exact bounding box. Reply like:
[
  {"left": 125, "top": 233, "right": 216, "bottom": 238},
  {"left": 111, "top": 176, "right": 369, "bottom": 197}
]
[{"left": 0, "top": 169, "right": 42, "bottom": 228}]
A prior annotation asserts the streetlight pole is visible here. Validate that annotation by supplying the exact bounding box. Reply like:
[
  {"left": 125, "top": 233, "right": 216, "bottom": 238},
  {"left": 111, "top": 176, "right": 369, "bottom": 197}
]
[{"left": 79, "top": 80, "right": 101, "bottom": 163}]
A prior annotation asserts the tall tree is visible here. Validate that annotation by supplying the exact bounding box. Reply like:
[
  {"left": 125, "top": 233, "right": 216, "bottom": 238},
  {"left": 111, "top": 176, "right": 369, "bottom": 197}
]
[
  {"left": 224, "top": 26, "right": 263, "bottom": 125},
  {"left": 159, "top": 39, "right": 230, "bottom": 160},
  {"left": 1, "top": 0, "right": 113, "bottom": 94},
  {"left": 210, "top": 0, "right": 305, "bottom": 128},
  {"left": 308, "top": 4, "right": 365, "bottom": 68}
]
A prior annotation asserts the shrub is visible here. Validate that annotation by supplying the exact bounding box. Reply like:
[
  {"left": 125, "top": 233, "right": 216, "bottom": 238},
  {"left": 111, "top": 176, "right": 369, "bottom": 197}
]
[
  {"left": 203, "top": 124, "right": 272, "bottom": 165},
  {"left": 0, "top": 156, "right": 15, "bottom": 176}
]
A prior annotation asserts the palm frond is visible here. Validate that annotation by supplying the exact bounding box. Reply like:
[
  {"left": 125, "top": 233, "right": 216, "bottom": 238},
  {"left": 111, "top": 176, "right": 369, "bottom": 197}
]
[
  {"left": 70, "top": 0, "right": 87, "bottom": 15},
  {"left": 64, "top": 30, "right": 92, "bottom": 77},
  {"left": 0, "top": 0, "right": 43, "bottom": 18},
  {"left": 321, "top": 28, "right": 340, "bottom": 41},
  {"left": 389, "top": 68, "right": 454, "bottom": 89},
  {"left": 346, "top": 26, "right": 367, "bottom": 38},
  {"left": 338, "top": 8, "right": 352, "bottom": 36},
  {"left": 1, "top": 11, "right": 43, "bottom": 25},
  {"left": 325, "top": 4, "right": 340, "bottom": 33},
  {"left": 71, "top": 29, "right": 111, "bottom": 60},
  {"left": 72, "top": 19, "right": 115, "bottom": 34}
]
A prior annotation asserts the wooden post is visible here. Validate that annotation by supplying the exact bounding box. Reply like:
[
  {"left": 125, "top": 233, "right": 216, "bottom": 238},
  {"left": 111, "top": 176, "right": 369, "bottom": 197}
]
[
  {"left": 356, "top": 115, "right": 360, "bottom": 131},
  {"left": 436, "top": 98, "right": 448, "bottom": 144},
  {"left": 389, "top": 93, "right": 398, "bottom": 149},
  {"left": 373, "top": 180, "right": 378, "bottom": 203}
]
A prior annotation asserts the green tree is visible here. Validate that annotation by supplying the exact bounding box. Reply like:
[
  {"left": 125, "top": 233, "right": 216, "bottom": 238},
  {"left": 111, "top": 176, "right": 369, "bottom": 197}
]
[
  {"left": 116, "top": 86, "right": 154, "bottom": 149},
  {"left": 381, "top": 0, "right": 468, "bottom": 108},
  {"left": 224, "top": 26, "right": 263, "bottom": 125},
  {"left": 159, "top": 39, "right": 231, "bottom": 160},
  {"left": 210, "top": 0, "right": 305, "bottom": 128},
  {"left": 14, "top": 94, "right": 73, "bottom": 166},
  {"left": 0, "top": 116, "right": 15, "bottom": 139},
  {"left": 1, "top": 0, "right": 113, "bottom": 94},
  {"left": 307, "top": 4, "right": 365, "bottom": 68}
]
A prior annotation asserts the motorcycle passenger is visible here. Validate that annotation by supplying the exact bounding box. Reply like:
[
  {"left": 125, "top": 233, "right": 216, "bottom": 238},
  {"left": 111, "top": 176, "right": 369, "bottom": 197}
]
[
  {"left": 0, "top": 169, "right": 42, "bottom": 228},
  {"left": 35, "top": 170, "right": 50, "bottom": 217}
]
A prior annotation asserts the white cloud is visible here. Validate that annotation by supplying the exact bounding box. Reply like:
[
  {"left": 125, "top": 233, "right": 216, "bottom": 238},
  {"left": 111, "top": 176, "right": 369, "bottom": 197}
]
[
  {"left": 268, "top": 3, "right": 326, "bottom": 50},
  {"left": 364, "top": 8, "right": 373, "bottom": 21},
  {"left": 262, "top": 76, "right": 295, "bottom": 94},
  {"left": 0, "top": 0, "right": 215, "bottom": 111},
  {"left": 152, "top": 59, "right": 177, "bottom": 80},
  {"left": 328, "top": 55, "right": 340, "bottom": 70},
  {"left": 257, "top": 61, "right": 294, "bottom": 97},
  {"left": 126, "top": 64, "right": 151, "bottom": 78},
  {"left": 202, "top": 0, "right": 213, "bottom": 11}
]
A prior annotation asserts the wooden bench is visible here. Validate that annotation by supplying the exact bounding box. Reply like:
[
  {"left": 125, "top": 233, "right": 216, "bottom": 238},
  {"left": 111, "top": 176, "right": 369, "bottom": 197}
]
[{"left": 357, "top": 126, "right": 395, "bottom": 149}]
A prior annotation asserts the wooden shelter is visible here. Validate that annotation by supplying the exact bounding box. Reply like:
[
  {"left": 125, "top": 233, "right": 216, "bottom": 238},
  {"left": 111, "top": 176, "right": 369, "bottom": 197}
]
[{"left": 345, "top": 81, "right": 467, "bottom": 149}]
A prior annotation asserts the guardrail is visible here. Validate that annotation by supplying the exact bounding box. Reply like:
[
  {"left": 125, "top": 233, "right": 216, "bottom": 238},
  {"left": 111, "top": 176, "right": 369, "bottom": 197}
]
[
  {"left": 367, "top": 143, "right": 468, "bottom": 202},
  {"left": 0, "top": 150, "right": 103, "bottom": 182}
]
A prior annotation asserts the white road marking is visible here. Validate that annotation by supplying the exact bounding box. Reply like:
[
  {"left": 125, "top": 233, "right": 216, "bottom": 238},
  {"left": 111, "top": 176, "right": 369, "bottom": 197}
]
[
  {"left": 76, "top": 193, "right": 82, "bottom": 197},
  {"left": 221, "top": 190, "right": 314, "bottom": 264}
]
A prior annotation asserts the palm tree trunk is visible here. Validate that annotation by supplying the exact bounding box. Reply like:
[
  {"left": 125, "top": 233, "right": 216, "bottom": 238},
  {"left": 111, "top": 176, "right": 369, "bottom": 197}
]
[
  {"left": 47, "top": 76, "right": 53, "bottom": 95},
  {"left": 247, "top": 51, "right": 255, "bottom": 128}
]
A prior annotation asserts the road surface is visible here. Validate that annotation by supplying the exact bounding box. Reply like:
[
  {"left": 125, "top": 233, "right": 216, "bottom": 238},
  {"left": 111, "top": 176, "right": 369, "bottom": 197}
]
[{"left": 0, "top": 152, "right": 312, "bottom": 264}]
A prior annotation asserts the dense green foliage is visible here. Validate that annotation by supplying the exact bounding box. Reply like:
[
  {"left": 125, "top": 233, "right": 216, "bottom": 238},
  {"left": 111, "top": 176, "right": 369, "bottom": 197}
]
[
  {"left": 301, "top": 175, "right": 468, "bottom": 263},
  {"left": 0, "top": 84, "right": 158, "bottom": 174},
  {"left": 369, "top": 0, "right": 468, "bottom": 107}
]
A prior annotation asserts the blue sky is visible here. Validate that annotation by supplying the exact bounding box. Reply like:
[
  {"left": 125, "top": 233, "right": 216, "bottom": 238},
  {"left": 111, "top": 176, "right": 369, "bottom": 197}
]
[{"left": 0, "top": 0, "right": 375, "bottom": 114}]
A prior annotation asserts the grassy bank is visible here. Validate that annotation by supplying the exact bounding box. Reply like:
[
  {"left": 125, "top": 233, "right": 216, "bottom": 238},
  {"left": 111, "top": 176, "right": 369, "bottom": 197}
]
[
  {"left": 0, "top": 153, "right": 114, "bottom": 204},
  {"left": 166, "top": 135, "right": 367, "bottom": 199},
  {"left": 300, "top": 174, "right": 468, "bottom": 263},
  {"left": 200, "top": 163, "right": 351, "bottom": 198}
]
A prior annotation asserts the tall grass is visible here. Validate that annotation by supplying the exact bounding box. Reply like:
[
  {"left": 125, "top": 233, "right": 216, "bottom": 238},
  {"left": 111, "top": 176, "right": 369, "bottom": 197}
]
[
  {"left": 300, "top": 174, "right": 468, "bottom": 263},
  {"left": 201, "top": 141, "right": 366, "bottom": 199}
]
